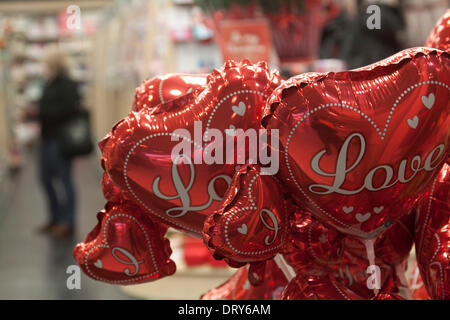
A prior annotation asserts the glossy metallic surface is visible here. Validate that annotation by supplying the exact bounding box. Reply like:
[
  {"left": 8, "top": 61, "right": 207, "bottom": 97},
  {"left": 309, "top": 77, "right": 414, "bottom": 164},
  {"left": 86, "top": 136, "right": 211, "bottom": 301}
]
[
  {"left": 263, "top": 47, "right": 450, "bottom": 238},
  {"left": 415, "top": 163, "right": 449, "bottom": 300},
  {"left": 203, "top": 165, "right": 289, "bottom": 265},
  {"left": 101, "top": 61, "right": 281, "bottom": 237},
  {"left": 73, "top": 200, "right": 176, "bottom": 285}
]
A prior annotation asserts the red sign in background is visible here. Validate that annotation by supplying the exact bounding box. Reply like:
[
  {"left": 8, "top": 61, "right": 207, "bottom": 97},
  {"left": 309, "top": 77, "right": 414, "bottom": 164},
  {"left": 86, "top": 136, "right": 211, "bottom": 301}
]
[{"left": 217, "top": 19, "right": 272, "bottom": 63}]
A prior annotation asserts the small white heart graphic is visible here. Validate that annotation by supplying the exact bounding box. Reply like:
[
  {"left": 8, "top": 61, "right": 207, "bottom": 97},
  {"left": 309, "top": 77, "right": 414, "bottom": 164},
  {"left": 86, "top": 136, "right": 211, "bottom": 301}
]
[
  {"left": 373, "top": 206, "right": 384, "bottom": 214},
  {"left": 319, "top": 234, "right": 327, "bottom": 243},
  {"left": 407, "top": 116, "right": 419, "bottom": 129},
  {"left": 237, "top": 224, "right": 248, "bottom": 235},
  {"left": 342, "top": 206, "right": 354, "bottom": 214},
  {"left": 232, "top": 102, "right": 246, "bottom": 116},
  {"left": 94, "top": 259, "right": 103, "bottom": 269},
  {"left": 421, "top": 93, "right": 435, "bottom": 109},
  {"left": 243, "top": 281, "right": 250, "bottom": 290},
  {"left": 225, "top": 124, "right": 237, "bottom": 136},
  {"left": 356, "top": 212, "right": 371, "bottom": 223}
]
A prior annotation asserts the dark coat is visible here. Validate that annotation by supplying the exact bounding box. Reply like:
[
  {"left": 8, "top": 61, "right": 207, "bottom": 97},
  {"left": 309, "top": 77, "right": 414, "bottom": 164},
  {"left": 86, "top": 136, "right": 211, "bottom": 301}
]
[
  {"left": 341, "top": 4, "right": 405, "bottom": 70},
  {"left": 38, "top": 73, "right": 80, "bottom": 139}
]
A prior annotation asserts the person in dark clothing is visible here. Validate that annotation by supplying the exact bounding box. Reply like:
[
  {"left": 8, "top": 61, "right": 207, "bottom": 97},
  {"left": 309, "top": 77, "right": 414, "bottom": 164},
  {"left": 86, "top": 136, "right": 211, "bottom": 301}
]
[
  {"left": 341, "top": 0, "right": 405, "bottom": 69},
  {"left": 37, "top": 51, "right": 79, "bottom": 237},
  {"left": 319, "top": 1, "right": 354, "bottom": 60}
]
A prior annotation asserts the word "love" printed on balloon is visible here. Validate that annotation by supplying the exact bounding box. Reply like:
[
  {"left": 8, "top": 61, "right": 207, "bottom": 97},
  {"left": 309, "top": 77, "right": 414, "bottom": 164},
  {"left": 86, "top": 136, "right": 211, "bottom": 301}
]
[
  {"left": 152, "top": 154, "right": 232, "bottom": 218},
  {"left": 309, "top": 132, "right": 445, "bottom": 195}
]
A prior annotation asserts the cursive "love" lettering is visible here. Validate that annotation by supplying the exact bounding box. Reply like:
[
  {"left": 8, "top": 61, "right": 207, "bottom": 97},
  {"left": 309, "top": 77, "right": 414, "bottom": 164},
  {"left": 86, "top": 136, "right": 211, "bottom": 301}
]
[
  {"left": 309, "top": 133, "right": 445, "bottom": 195},
  {"left": 152, "top": 155, "right": 231, "bottom": 217}
]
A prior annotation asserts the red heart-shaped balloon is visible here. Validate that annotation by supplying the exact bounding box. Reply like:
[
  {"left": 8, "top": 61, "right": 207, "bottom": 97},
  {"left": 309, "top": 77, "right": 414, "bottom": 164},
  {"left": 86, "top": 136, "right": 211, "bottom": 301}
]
[
  {"left": 132, "top": 74, "right": 207, "bottom": 112},
  {"left": 100, "top": 172, "right": 122, "bottom": 202},
  {"left": 371, "top": 293, "right": 405, "bottom": 300},
  {"left": 203, "top": 165, "right": 289, "bottom": 264},
  {"left": 263, "top": 47, "right": 450, "bottom": 238},
  {"left": 281, "top": 274, "right": 362, "bottom": 300},
  {"left": 281, "top": 210, "right": 403, "bottom": 298},
  {"left": 102, "top": 61, "right": 281, "bottom": 237},
  {"left": 73, "top": 200, "right": 176, "bottom": 284},
  {"left": 414, "top": 162, "right": 449, "bottom": 300},
  {"left": 425, "top": 9, "right": 450, "bottom": 52},
  {"left": 100, "top": 74, "right": 208, "bottom": 201}
]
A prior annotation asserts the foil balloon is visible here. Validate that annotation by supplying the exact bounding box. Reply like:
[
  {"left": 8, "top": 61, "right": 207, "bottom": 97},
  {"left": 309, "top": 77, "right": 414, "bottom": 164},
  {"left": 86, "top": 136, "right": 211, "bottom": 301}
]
[
  {"left": 101, "top": 60, "right": 281, "bottom": 237},
  {"left": 281, "top": 210, "right": 345, "bottom": 275},
  {"left": 73, "top": 200, "right": 176, "bottom": 284},
  {"left": 263, "top": 47, "right": 450, "bottom": 238},
  {"left": 347, "top": 211, "right": 415, "bottom": 266},
  {"left": 414, "top": 163, "right": 449, "bottom": 300},
  {"left": 371, "top": 293, "right": 405, "bottom": 300},
  {"left": 281, "top": 274, "right": 362, "bottom": 300},
  {"left": 101, "top": 172, "right": 122, "bottom": 202},
  {"left": 132, "top": 74, "right": 207, "bottom": 112},
  {"left": 100, "top": 76, "right": 208, "bottom": 201},
  {"left": 281, "top": 210, "right": 405, "bottom": 298},
  {"left": 201, "top": 259, "right": 288, "bottom": 300},
  {"left": 425, "top": 9, "right": 450, "bottom": 52},
  {"left": 203, "top": 165, "right": 289, "bottom": 264}
]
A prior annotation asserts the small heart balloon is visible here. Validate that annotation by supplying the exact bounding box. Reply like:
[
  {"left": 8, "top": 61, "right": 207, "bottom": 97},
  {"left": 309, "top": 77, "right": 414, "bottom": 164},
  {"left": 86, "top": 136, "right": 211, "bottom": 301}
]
[
  {"left": 102, "top": 61, "right": 281, "bottom": 237},
  {"left": 414, "top": 163, "right": 449, "bottom": 300},
  {"left": 263, "top": 47, "right": 450, "bottom": 238},
  {"left": 73, "top": 200, "right": 176, "bottom": 284},
  {"left": 203, "top": 165, "right": 289, "bottom": 264},
  {"left": 132, "top": 74, "right": 207, "bottom": 112},
  {"left": 425, "top": 9, "right": 450, "bottom": 52}
]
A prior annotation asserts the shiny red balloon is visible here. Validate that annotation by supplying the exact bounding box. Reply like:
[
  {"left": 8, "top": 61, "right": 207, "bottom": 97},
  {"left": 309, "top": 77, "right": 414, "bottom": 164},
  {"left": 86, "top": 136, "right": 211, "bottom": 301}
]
[
  {"left": 425, "top": 9, "right": 450, "bottom": 52},
  {"left": 371, "top": 293, "right": 405, "bottom": 300},
  {"left": 281, "top": 210, "right": 344, "bottom": 275},
  {"left": 281, "top": 273, "right": 404, "bottom": 300},
  {"left": 414, "top": 163, "right": 449, "bottom": 300},
  {"left": 263, "top": 47, "right": 450, "bottom": 238},
  {"left": 73, "top": 200, "right": 176, "bottom": 284},
  {"left": 101, "top": 172, "right": 122, "bottom": 202},
  {"left": 101, "top": 60, "right": 281, "bottom": 237},
  {"left": 132, "top": 74, "right": 207, "bottom": 112},
  {"left": 201, "top": 259, "right": 288, "bottom": 300},
  {"left": 281, "top": 274, "right": 362, "bottom": 300},
  {"left": 100, "top": 76, "right": 208, "bottom": 201},
  {"left": 342, "top": 211, "right": 415, "bottom": 266},
  {"left": 204, "top": 165, "right": 289, "bottom": 264},
  {"left": 281, "top": 209, "right": 408, "bottom": 298}
]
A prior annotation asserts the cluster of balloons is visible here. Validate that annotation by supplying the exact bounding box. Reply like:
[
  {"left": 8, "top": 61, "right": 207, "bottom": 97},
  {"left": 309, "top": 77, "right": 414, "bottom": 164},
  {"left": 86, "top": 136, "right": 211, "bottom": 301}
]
[{"left": 74, "top": 11, "right": 449, "bottom": 300}]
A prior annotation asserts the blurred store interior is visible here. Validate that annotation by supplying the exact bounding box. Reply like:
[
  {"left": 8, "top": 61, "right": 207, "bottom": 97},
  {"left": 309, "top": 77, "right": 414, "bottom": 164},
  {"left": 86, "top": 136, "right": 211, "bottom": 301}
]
[{"left": 0, "top": 0, "right": 448, "bottom": 299}]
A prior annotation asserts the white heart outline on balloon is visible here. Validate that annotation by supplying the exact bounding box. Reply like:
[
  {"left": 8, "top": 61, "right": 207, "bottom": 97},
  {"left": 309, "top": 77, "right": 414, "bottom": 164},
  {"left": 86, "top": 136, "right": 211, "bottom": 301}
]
[
  {"left": 84, "top": 213, "right": 159, "bottom": 284},
  {"left": 220, "top": 173, "right": 289, "bottom": 256},
  {"left": 122, "top": 90, "right": 267, "bottom": 235},
  {"left": 284, "top": 80, "right": 449, "bottom": 238}
]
